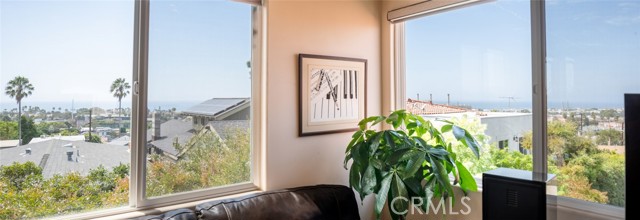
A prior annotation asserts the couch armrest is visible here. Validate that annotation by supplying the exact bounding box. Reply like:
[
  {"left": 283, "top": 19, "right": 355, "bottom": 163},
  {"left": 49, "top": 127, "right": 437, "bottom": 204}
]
[{"left": 196, "top": 185, "right": 360, "bottom": 220}]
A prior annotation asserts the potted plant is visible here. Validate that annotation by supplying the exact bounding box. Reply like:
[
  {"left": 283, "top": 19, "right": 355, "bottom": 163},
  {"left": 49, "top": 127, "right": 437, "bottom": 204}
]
[{"left": 344, "top": 110, "right": 481, "bottom": 220}]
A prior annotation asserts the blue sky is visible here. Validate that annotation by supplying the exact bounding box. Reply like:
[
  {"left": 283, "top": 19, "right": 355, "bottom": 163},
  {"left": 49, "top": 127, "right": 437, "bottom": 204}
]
[
  {"left": 1, "top": 0, "right": 251, "bottom": 110},
  {"left": 1, "top": 0, "right": 639, "bottom": 111},
  {"left": 406, "top": 0, "right": 640, "bottom": 108}
]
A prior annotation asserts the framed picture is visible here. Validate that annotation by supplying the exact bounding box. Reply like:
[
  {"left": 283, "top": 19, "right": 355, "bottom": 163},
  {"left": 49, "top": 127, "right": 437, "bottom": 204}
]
[{"left": 298, "top": 54, "right": 367, "bottom": 136}]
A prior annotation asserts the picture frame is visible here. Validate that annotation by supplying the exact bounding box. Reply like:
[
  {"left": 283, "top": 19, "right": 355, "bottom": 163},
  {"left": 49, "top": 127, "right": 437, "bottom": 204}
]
[{"left": 298, "top": 54, "right": 367, "bottom": 136}]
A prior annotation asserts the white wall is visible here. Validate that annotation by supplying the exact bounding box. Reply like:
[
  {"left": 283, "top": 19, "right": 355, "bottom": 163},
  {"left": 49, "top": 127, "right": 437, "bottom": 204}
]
[{"left": 265, "top": 0, "right": 381, "bottom": 219}]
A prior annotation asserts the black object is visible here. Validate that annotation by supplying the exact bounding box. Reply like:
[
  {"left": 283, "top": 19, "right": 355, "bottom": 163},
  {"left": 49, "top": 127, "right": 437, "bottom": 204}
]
[
  {"left": 625, "top": 94, "right": 638, "bottom": 219},
  {"left": 134, "top": 185, "right": 360, "bottom": 220},
  {"left": 483, "top": 168, "right": 554, "bottom": 220}
]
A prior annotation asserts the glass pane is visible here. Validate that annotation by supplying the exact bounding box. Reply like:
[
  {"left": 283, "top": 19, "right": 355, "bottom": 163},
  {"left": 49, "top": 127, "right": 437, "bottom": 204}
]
[
  {"left": 0, "top": 0, "right": 133, "bottom": 218},
  {"left": 405, "top": 0, "right": 532, "bottom": 176},
  {"left": 546, "top": 0, "right": 638, "bottom": 207},
  {"left": 145, "top": 0, "right": 253, "bottom": 198}
]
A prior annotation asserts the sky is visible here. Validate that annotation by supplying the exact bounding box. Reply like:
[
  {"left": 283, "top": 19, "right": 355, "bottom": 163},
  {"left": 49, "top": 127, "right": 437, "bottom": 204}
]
[
  {"left": 1, "top": 0, "right": 639, "bottom": 111},
  {"left": 406, "top": 0, "right": 640, "bottom": 109},
  {"left": 0, "top": 0, "right": 251, "bottom": 111}
]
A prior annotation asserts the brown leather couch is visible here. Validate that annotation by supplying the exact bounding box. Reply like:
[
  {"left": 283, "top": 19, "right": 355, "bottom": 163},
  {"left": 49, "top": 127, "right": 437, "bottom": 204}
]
[{"left": 135, "top": 185, "right": 360, "bottom": 220}]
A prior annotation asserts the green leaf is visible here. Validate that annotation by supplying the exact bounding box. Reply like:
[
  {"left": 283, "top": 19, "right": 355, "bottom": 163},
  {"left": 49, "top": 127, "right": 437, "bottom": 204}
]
[
  {"left": 390, "top": 174, "right": 409, "bottom": 215},
  {"left": 369, "top": 132, "right": 383, "bottom": 155},
  {"left": 349, "top": 162, "right": 362, "bottom": 195},
  {"left": 464, "top": 132, "right": 481, "bottom": 158},
  {"left": 388, "top": 147, "right": 412, "bottom": 165},
  {"left": 401, "top": 151, "right": 425, "bottom": 179},
  {"left": 456, "top": 161, "right": 478, "bottom": 192},
  {"left": 383, "top": 131, "right": 396, "bottom": 149},
  {"left": 361, "top": 164, "right": 377, "bottom": 195},
  {"left": 371, "top": 116, "right": 387, "bottom": 127},
  {"left": 452, "top": 125, "right": 466, "bottom": 140},
  {"left": 343, "top": 152, "right": 351, "bottom": 169},
  {"left": 375, "top": 172, "right": 393, "bottom": 218},
  {"left": 441, "top": 124, "right": 452, "bottom": 133}
]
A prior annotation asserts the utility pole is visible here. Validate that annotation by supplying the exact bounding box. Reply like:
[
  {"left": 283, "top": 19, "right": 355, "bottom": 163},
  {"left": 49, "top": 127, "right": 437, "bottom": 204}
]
[
  {"left": 430, "top": 94, "right": 433, "bottom": 103},
  {"left": 88, "top": 109, "right": 92, "bottom": 142},
  {"left": 447, "top": 94, "right": 450, "bottom": 106}
]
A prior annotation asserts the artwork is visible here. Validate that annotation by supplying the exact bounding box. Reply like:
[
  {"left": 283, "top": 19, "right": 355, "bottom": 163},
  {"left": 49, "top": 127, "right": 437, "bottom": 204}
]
[{"left": 299, "top": 54, "right": 367, "bottom": 136}]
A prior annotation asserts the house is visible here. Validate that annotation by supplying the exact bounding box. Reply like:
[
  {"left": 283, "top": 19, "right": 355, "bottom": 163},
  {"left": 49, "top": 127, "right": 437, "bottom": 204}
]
[
  {"left": 0, "top": 139, "right": 129, "bottom": 178},
  {"left": 146, "top": 98, "right": 251, "bottom": 160},
  {"left": 411, "top": 99, "right": 533, "bottom": 154},
  {"left": 181, "top": 98, "right": 250, "bottom": 126}
]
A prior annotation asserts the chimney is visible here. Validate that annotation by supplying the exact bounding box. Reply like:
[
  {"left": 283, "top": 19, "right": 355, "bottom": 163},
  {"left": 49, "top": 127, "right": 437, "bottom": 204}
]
[
  {"left": 447, "top": 94, "right": 450, "bottom": 106},
  {"left": 417, "top": 93, "right": 420, "bottom": 101},
  {"left": 25, "top": 148, "right": 31, "bottom": 155},
  {"left": 152, "top": 111, "right": 161, "bottom": 141},
  {"left": 430, "top": 94, "right": 433, "bottom": 103}
]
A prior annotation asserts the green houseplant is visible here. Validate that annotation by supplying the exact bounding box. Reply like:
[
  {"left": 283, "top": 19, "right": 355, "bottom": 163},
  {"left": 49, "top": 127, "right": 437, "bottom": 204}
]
[{"left": 344, "top": 110, "right": 481, "bottom": 220}]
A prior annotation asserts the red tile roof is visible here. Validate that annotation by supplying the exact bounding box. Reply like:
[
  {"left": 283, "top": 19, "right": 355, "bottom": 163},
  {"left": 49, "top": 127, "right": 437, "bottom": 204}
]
[{"left": 406, "top": 99, "right": 468, "bottom": 115}]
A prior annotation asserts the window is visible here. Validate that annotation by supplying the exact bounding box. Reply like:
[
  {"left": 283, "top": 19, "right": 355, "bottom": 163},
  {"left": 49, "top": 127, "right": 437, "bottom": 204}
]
[
  {"left": 0, "top": 0, "right": 134, "bottom": 218},
  {"left": 144, "top": 0, "right": 254, "bottom": 199},
  {"left": 403, "top": 0, "right": 533, "bottom": 177},
  {"left": 0, "top": 0, "right": 262, "bottom": 218},
  {"left": 392, "top": 0, "right": 634, "bottom": 216},
  {"left": 545, "top": 0, "right": 638, "bottom": 208}
]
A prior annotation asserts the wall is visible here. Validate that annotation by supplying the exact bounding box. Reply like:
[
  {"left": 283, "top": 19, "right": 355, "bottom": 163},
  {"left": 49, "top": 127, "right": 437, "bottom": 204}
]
[{"left": 265, "top": 0, "right": 381, "bottom": 219}]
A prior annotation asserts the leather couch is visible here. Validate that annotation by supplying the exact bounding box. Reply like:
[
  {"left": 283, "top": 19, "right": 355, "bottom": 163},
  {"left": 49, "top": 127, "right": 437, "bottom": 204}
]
[{"left": 135, "top": 184, "right": 360, "bottom": 220}]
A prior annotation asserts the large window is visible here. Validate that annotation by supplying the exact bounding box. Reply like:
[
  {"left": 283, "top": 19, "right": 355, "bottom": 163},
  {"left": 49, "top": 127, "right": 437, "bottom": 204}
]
[
  {"left": 0, "top": 0, "right": 262, "bottom": 218},
  {"left": 1, "top": 1, "right": 134, "bottom": 218},
  {"left": 393, "top": 0, "right": 637, "bottom": 216},
  {"left": 404, "top": 0, "right": 533, "bottom": 177},
  {"left": 546, "top": 0, "right": 638, "bottom": 208},
  {"left": 144, "top": 0, "right": 253, "bottom": 199}
]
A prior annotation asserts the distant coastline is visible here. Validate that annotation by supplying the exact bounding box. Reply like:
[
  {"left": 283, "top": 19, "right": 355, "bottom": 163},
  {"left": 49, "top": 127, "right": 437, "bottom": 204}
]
[{"left": 0, "top": 101, "right": 200, "bottom": 112}]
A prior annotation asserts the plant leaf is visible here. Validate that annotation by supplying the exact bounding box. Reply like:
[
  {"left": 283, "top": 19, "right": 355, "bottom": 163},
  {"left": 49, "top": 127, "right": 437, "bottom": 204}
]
[
  {"left": 375, "top": 172, "right": 393, "bottom": 219},
  {"left": 390, "top": 173, "right": 409, "bottom": 216},
  {"left": 456, "top": 161, "right": 478, "bottom": 192},
  {"left": 361, "top": 164, "right": 377, "bottom": 195},
  {"left": 441, "top": 124, "right": 452, "bottom": 133},
  {"left": 349, "top": 162, "right": 362, "bottom": 195},
  {"left": 401, "top": 151, "right": 425, "bottom": 179}
]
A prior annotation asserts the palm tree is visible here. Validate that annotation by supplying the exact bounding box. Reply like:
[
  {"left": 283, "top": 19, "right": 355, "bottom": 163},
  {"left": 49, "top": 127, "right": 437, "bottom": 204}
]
[
  {"left": 5, "top": 76, "right": 34, "bottom": 145},
  {"left": 110, "top": 78, "right": 130, "bottom": 118}
]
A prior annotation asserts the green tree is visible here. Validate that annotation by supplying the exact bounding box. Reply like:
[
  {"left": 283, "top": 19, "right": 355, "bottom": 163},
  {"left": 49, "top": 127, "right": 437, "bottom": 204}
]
[
  {"left": 109, "top": 78, "right": 130, "bottom": 118},
  {"left": 0, "top": 161, "right": 42, "bottom": 190},
  {"left": 595, "top": 129, "right": 623, "bottom": 146},
  {"left": 84, "top": 133, "right": 102, "bottom": 143},
  {"left": 19, "top": 116, "right": 40, "bottom": 144},
  {"left": 521, "top": 120, "right": 597, "bottom": 166},
  {"left": 0, "top": 121, "right": 18, "bottom": 140},
  {"left": 4, "top": 76, "right": 34, "bottom": 145}
]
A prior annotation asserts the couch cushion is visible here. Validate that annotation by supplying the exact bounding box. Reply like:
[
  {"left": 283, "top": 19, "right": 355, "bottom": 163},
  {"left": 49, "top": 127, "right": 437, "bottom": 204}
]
[
  {"left": 196, "top": 185, "right": 360, "bottom": 220},
  {"left": 133, "top": 208, "right": 197, "bottom": 220}
]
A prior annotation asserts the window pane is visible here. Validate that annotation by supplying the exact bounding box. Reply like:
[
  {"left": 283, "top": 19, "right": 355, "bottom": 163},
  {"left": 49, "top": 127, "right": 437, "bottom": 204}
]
[
  {"left": 546, "top": 0, "right": 638, "bottom": 207},
  {"left": 405, "top": 0, "right": 532, "bottom": 176},
  {"left": 145, "top": 0, "right": 252, "bottom": 198},
  {"left": 0, "top": 0, "right": 133, "bottom": 218}
]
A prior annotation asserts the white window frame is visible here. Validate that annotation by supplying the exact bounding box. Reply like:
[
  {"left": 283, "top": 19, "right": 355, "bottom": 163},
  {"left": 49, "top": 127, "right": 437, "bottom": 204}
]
[
  {"left": 388, "top": 0, "right": 624, "bottom": 219},
  {"left": 50, "top": 0, "right": 265, "bottom": 219}
]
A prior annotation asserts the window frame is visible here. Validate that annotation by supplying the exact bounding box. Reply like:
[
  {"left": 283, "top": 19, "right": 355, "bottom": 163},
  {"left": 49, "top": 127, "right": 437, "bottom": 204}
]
[
  {"left": 389, "top": 0, "right": 624, "bottom": 219},
  {"left": 47, "top": 0, "right": 265, "bottom": 219},
  {"left": 132, "top": 0, "right": 265, "bottom": 209}
]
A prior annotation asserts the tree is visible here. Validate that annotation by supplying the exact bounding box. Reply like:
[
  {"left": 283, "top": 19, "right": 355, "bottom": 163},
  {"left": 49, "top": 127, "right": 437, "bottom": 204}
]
[
  {"left": 596, "top": 129, "right": 623, "bottom": 146},
  {"left": 0, "top": 121, "right": 18, "bottom": 140},
  {"left": 4, "top": 76, "right": 34, "bottom": 145},
  {"left": 19, "top": 116, "right": 40, "bottom": 144},
  {"left": 84, "top": 133, "right": 102, "bottom": 143},
  {"left": 109, "top": 78, "right": 130, "bottom": 118}
]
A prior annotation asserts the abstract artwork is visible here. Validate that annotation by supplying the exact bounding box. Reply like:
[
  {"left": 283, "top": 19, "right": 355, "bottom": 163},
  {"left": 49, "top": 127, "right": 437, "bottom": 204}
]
[{"left": 299, "top": 54, "right": 366, "bottom": 136}]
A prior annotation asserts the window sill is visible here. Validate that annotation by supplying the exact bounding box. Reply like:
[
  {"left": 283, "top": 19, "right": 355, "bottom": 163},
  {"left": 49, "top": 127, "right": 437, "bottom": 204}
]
[
  {"left": 48, "top": 190, "right": 262, "bottom": 220},
  {"left": 473, "top": 176, "right": 624, "bottom": 220}
]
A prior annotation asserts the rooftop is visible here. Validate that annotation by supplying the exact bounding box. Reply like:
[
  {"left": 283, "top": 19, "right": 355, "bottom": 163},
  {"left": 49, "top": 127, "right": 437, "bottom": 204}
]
[
  {"left": 181, "top": 98, "right": 249, "bottom": 118},
  {"left": 0, "top": 139, "right": 129, "bottom": 178},
  {"left": 406, "top": 98, "right": 468, "bottom": 115}
]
